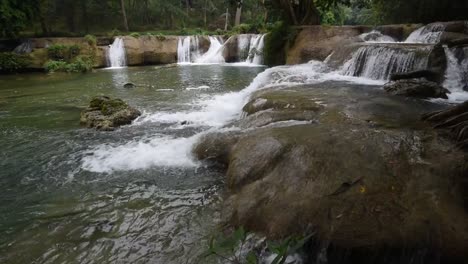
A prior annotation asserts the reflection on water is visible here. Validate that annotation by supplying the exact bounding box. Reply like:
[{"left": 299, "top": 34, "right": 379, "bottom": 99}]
[
  {"left": 0, "top": 65, "right": 264, "bottom": 264},
  {"left": 109, "top": 67, "right": 130, "bottom": 87}
]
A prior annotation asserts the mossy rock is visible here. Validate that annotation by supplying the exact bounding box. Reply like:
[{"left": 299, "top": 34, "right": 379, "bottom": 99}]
[{"left": 81, "top": 96, "right": 141, "bottom": 131}]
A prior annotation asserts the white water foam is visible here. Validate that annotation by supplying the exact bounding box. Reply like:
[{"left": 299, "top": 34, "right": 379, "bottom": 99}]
[
  {"left": 81, "top": 61, "right": 386, "bottom": 173},
  {"left": 405, "top": 24, "right": 445, "bottom": 44},
  {"left": 359, "top": 30, "right": 396, "bottom": 43},
  {"left": 81, "top": 134, "right": 200, "bottom": 172},
  {"left": 442, "top": 45, "right": 468, "bottom": 103},
  {"left": 108, "top": 38, "right": 127, "bottom": 68},
  {"left": 195, "top": 37, "right": 225, "bottom": 63}
]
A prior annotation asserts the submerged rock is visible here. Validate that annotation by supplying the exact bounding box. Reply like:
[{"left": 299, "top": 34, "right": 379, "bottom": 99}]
[
  {"left": 80, "top": 96, "right": 141, "bottom": 131},
  {"left": 383, "top": 79, "right": 449, "bottom": 99},
  {"left": 193, "top": 84, "right": 468, "bottom": 262}
]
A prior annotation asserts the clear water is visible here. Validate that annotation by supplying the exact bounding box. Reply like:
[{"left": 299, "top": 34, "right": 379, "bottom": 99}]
[{"left": 0, "top": 65, "right": 264, "bottom": 264}]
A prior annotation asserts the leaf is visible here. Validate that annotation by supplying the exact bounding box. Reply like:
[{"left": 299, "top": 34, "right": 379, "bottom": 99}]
[
  {"left": 290, "top": 233, "right": 314, "bottom": 252},
  {"left": 271, "top": 253, "right": 286, "bottom": 264},
  {"left": 246, "top": 252, "right": 258, "bottom": 264},
  {"left": 233, "top": 226, "right": 247, "bottom": 242}
]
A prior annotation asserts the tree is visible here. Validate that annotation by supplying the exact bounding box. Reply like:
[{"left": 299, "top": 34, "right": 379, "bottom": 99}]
[
  {"left": 120, "top": 0, "right": 129, "bottom": 31},
  {"left": 234, "top": 0, "right": 243, "bottom": 26},
  {"left": 0, "top": 0, "right": 35, "bottom": 37}
]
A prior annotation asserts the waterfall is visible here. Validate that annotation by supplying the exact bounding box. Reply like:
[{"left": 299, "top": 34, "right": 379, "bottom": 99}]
[
  {"left": 237, "top": 34, "right": 252, "bottom": 61},
  {"left": 13, "top": 40, "right": 33, "bottom": 54},
  {"left": 359, "top": 30, "right": 395, "bottom": 43},
  {"left": 443, "top": 46, "right": 468, "bottom": 93},
  {"left": 342, "top": 45, "right": 430, "bottom": 80},
  {"left": 177, "top": 36, "right": 192, "bottom": 63},
  {"left": 108, "top": 38, "right": 127, "bottom": 68},
  {"left": 246, "top": 34, "right": 266, "bottom": 65},
  {"left": 405, "top": 23, "right": 445, "bottom": 44},
  {"left": 195, "top": 37, "right": 225, "bottom": 63}
]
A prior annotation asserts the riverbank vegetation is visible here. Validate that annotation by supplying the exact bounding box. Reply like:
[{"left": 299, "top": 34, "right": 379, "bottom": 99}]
[{"left": 1, "top": 0, "right": 466, "bottom": 39}]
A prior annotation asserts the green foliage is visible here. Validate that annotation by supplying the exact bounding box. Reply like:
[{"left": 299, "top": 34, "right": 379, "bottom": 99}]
[
  {"left": 44, "top": 55, "right": 93, "bottom": 73},
  {"left": 0, "top": 52, "right": 29, "bottom": 73},
  {"left": 0, "top": 0, "right": 35, "bottom": 37},
  {"left": 231, "top": 24, "right": 253, "bottom": 34},
  {"left": 264, "top": 21, "right": 297, "bottom": 66},
  {"left": 154, "top": 33, "right": 166, "bottom": 41},
  {"left": 44, "top": 60, "right": 68, "bottom": 73},
  {"left": 130, "top": 32, "right": 140, "bottom": 38},
  {"left": 47, "top": 44, "right": 81, "bottom": 61},
  {"left": 203, "top": 226, "right": 313, "bottom": 264},
  {"left": 84, "top": 34, "right": 97, "bottom": 46},
  {"left": 108, "top": 29, "right": 121, "bottom": 37}
]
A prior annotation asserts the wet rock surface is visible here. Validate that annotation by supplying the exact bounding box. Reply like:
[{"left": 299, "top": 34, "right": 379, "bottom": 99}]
[
  {"left": 193, "top": 83, "right": 468, "bottom": 262},
  {"left": 423, "top": 100, "right": 468, "bottom": 150},
  {"left": 80, "top": 96, "right": 141, "bottom": 131},
  {"left": 383, "top": 78, "right": 450, "bottom": 99}
]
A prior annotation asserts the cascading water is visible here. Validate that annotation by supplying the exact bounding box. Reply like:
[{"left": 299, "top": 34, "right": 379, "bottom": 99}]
[
  {"left": 108, "top": 37, "right": 127, "bottom": 68},
  {"left": 195, "top": 37, "right": 225, "bottom": 63},
  {"left": 342, "top": 45, "right": 430, "bottom": 80},
  {"left": 359, "top": 30, "right": 395, "bottom": 43},
  {"left": 246, "top": 34, "right": 266, "bottom": 65},
  {"left": 443, "top": 45, "right": 468, "bottom": 95},
  {"left": 237, "top": 34, "right": 252, "bottom": 61},
  {"left": 177, "top": 36, "right": 192, "bottom": 63},
  {"left": 405, "top": 23, "right": 445, "bottom": 44}
]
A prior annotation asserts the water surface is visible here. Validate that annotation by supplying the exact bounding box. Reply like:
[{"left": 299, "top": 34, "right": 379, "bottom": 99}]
[{"left": 0, "top": 65, "right": 264, "bottom": 264}]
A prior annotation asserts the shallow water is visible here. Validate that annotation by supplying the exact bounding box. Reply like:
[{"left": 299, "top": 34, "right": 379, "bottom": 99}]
[{"left": 0, "top": 65, "right": 264, "bottom": 264}]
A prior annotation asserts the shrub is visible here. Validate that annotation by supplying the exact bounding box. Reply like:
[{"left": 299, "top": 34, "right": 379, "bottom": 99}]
[
  {"left": 0, "top": 52, "right": 29, "bottom": 73},
  {"left": 70, "top": 56, "right": 93, "bottom": 72},
  {"left": 47, "top": 44, "right": 68, "bottom": 60},
  {"left": 264, "top": 21, "right": 297, "bottom": 66},
  {"left": 44, "top": 60, "right": 68, "bottom": 72},
  {"left": 179, "top": 28, "right": 188, "bottom": 35},
  {"left": 231, "top": 23, "right": 253, "bottom": 34},
  {"left": 109, "top": 29, "right": 121, "bottom": 37},
  {"left": 45, "top": 55, "right": 93, "bottom": 73},
  {"left": 47, "top": 44, "right": 81, "bottom": 61},
  {"left": 215, "top": 28, "right": 225, "bottom": 35},
  {"left": 84, "top": 34, "right": 97, "bottom": 46},
  {"left": 130, "top": 32, "right": 140, "bottom": 38},
  {"left": 155, "top": 33, "right": 166, "bottom": 41}
]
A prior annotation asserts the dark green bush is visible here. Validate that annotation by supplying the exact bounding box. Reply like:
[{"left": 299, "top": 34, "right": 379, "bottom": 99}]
[
  {"left": 264, "top": 21, "right": 297, "bottom": 66},
  {"left": 44, "top": 60, "right": 68, "bottom": 72},
  {"left": 47, "top": 44, "right": 81, "bottom": 61},
  {"left": 231, "top": 23, "right": 253, "bottom": 34},
  {"left": 0, "top": 52, "right": 29, "bottom": 73},
  {"left": 45, "top": 55, "right": 93, "bottom": 73}
]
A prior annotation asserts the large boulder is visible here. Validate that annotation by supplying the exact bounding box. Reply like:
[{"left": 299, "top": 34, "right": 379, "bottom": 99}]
[
  {"left": 80, "top": 96, "right": 141, "bottom": 131},
  {"left": 193, "top": 84, "right": 468, "bottom": 262},
  {"left": 384, "top": 79, "right": 450, "bottom": 99},
  {"left": 286, "top": 25, "right": 371, "bottom": 64},
  {"left": 390, "top": 70, "right": 441, "bottom": 83}
]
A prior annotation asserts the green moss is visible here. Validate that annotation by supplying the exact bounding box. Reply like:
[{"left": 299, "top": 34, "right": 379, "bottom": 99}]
[{"left": 0, "top": 52, "right": 30, "bottom": 73}]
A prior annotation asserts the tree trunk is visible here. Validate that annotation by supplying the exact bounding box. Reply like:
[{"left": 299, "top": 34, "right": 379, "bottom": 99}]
[
  {"left": 235, "top": 0, "right": 243, "bottom": 26},
  {"left": 120, "top": 0, "right": 129, "bottom": 32},
  {"left": 224, "top": 8, "right": 229, "bottom": 31},
  {"left": 204, "top": 0, "right": 207, "bottom": 27}
]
